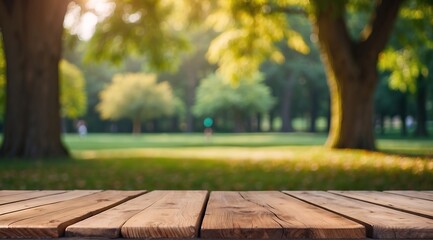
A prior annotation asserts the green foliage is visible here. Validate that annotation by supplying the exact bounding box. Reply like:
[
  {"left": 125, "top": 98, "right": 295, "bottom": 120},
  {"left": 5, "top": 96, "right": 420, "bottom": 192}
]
[
  {"left": 379, "top": 49, "right": 423, "bottom": 93},
  {"left": 59, "top": 60, "right": 87, "bottom": 118},
  {"left": 193, "top": 73, "right": 274, "bottom": 118},
  {"left": 97, "top": 73, "right": 176, "bottom": 122},
  {"left": 207, "top": 0, "right": 310, "bottom": 82},
  {"left": 379, "top": 1, "right": 433, "bottom": 93},
  {"left": 86, "top": 0, "right": 189, "bottom": 72}
]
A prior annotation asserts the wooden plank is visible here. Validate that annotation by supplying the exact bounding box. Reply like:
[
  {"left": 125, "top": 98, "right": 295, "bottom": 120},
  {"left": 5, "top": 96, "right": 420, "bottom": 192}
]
[
  {"left": 385, "top": 191, "right": 433, "bottom": 201},
  {"left": 330, "top": 191, "right": 433, "bottom": 219},
  {"left": 121, "top": 190, "right": 208, "bottom": 239},
  {"left": 0, "top": 191, "right": 35, "bottom": 197},
  {"left": 0, "top": 190, "right": 100, "bottom": 216},
  {"left": 0, "top": 190, "right": 144, "bottom": 238},
  {"left": 65, "top": 190, "right": 154, "bottom": 238},
  {"left": 286, "top": 191, "right": 433, "bottom": 239},
  {"left": 201, "top": 191, "right": 365, "bottom": 239},
  {"left": 0, "top": 190, "right": 65, "bottom": 205}
]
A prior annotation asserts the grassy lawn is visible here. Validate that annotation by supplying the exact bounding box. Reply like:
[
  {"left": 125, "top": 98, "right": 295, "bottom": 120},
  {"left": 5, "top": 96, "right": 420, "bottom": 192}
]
[{"left": 0, "top": 133, "right": 432, "bottom": 190}]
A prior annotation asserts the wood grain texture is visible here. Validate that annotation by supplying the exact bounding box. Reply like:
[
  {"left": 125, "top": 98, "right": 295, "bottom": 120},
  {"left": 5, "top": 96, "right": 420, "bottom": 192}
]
[
  {"left": 0, "top": 190, "right": 65, "bottom": 205},
  {"left": 201, "top": 191, "right": 365, "bottom": 239},
  {"left": 286, "top": 191, "right": 433, "bottom": 239},
  {"left": 0, "top": 191, "right": 34, "bottom": 197},
  {"left": 385, "top": 191, "right": 433, "bottom": 201},
  {"left": 65, "top": 190, "right": 153, "bottom": 238},
  {"left": 121, "top": 190, "right": 208, "bottom": 239},
  {"left": 330, "top": 191, "right": 433, "bottom": 219},
  {"left": 0, "top": 190, "right": 100, "bottom": 216},
  {"left": 0, "top": 190, "right": 144, "bottom": 238}
]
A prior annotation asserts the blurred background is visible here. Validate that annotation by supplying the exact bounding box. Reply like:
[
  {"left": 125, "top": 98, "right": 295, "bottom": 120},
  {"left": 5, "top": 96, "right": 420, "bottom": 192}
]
[{"left": 0, "top": 0, "right": 431, "bottom": 190}]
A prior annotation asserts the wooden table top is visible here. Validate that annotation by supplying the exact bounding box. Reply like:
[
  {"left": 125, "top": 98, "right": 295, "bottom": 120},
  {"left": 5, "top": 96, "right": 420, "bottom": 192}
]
[{"left": 0, "top": 190, "right": 431, "bottom": 239}]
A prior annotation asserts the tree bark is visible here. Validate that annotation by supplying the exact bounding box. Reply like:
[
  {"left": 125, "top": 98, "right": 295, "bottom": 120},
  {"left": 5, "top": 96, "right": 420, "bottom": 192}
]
[
  {"left": 311, "top": 0, "right": 402, "bottom": 150},
  {"left": 0, "top": 0, "right": 71, "bottom": 158},
  {"left": 414, "top": 75, "right": 429, "bottom": 136}
]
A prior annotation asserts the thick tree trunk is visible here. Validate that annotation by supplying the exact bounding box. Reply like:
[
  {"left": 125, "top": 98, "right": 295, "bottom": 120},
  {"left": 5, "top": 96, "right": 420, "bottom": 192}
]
[
  {"left": 0, "top": 0, "right": 71, "bottom": 158},
  {"left": 280, "top": 76, "right": 294, "bottom": 132},
  {"left": 414, "top": 75, "right": 429, "bottom": 136},
  {"left": 311, "top": 0, "right": 402, "bottom": 150}
]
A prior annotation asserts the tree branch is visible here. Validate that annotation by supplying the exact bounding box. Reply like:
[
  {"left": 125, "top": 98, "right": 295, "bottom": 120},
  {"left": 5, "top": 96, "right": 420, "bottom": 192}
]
[{"left": 360, "top": 0, "right": 404, "bottom": 57}]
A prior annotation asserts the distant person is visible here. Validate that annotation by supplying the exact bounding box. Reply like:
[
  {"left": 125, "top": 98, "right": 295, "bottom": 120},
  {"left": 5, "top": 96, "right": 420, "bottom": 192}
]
[
  {"left": 203, "top": 117, "right": 213, "bottom": 142},
  {"left": 77, "top": 120, "right": 87, "bottom": 137}
]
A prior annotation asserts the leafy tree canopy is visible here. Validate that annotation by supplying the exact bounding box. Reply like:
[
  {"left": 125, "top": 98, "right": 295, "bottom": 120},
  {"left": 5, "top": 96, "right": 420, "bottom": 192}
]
[
  {"left": 379, "top": 1, "right": 433, "bottom": 93},
  {"left": 97, "top": 73, "right": 176, "bottom": 133},
  {"left": 193, "top": 73, "right": 274, "bottom": 118},
  {"left": 59, "top": 60, "right": 87, "bottom": 119},
  {"left": 206, "top": 0, "right": 310, "bottom": 82},
  {"left": 85, "top": 0, "right": 197, "bottom": 72}
]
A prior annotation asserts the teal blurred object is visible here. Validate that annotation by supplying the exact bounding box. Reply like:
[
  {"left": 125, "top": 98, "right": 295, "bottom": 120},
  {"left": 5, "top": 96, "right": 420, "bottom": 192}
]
[{"left": 204, "top": 117, "right": 213, "bottom": 128}]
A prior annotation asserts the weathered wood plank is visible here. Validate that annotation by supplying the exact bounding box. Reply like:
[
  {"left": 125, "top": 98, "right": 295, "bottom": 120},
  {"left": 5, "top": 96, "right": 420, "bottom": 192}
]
[
  {"left": 0, "top": 191, "right": 35, "bottom": 197},
  {"left": 65, "top": 190, "right": 155, "bottom": 238},
  {"left": 330, "top": 191, "right": 433, "bottom": 219},
  {"left": 201, "top": 191, "right": 365, "bottom": 239},
  {"left": 0, "top": 191, "right": 65, "bottom": 205},
  {"left": 121, "top": 190, "right": 208, "bottom": 239},
  {"left": 0, "top": 190, "right": 144, "bottom": 238},
  {"left": 286, "top": 191, "right": 433, "bottom": 239},
  {"left": 385, "top": 191, "right": 433, "bottom": 201},
  {"left": 0, "top": 190, "right": 100, "bottom": 216}
]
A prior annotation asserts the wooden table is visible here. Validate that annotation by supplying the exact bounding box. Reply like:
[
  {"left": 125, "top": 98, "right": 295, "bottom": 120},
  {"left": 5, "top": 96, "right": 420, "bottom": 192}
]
[{"left": 0, "top": 190, "right": 432, "bottom": 239}]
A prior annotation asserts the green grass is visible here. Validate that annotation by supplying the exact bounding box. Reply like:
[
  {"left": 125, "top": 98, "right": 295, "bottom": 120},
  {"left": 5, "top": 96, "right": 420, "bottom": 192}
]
[{"left": 0, "top": 133, "right": 432, "bottom": 190}]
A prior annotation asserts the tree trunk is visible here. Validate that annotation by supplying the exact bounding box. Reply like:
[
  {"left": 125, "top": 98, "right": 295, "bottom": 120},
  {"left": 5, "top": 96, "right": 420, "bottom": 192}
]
[
  {"left": 311, "top": 0, "right": 402, "bottom": 150},
  {"left": 414, "top": 75, "right": 429, "bottom": 136},
  {"left": 280, "top": 76, "right": 294, "bottom": 132},
  {"left": 308, "top": 83, "right": 318, "bottom": 133},
  {"left": 398, "top": 93, "right": 407, "bottom": 136},
  {"left": 132, "top": 118, "right": 142, "bottom": 134},
  {"left": 269, "top": 110, "right": 275, "bottom": 132},
  {"left": 256, "top": 113, "right": 262, "bottom": 132},
  {"left": 233, "top": 112, "right": 245, "bottom": 133},
  {"left": 0, "top": 0, "right": 71, "bottom": 158},
  {"left": 326, "top": 96, "right": 331, "bottom": 133},
  {"left": 379, "top": 114, "right": 385, "bottom": 135}
]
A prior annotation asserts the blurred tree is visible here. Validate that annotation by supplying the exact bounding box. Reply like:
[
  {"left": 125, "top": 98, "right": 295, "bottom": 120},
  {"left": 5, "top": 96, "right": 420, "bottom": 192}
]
[
  {"left": 97, "top": 73, "right": 176, "bottom": 134},
  {"left": 87, "top": 0, "right": 192, "bottom": 71},
  {"left": 159, "top": 28, "right": 216, "bottom": 132},
  {"left": 207, "top": 0, "right": 403, "bottom": 150},
  {"left": 379, "top": 1, "right": 433, "bottom": 137},
  {"left": 193, "top": 73, "right": 274, "bottom": 132},
  {"left": 261, "top": 14, "right": 327, "bottom": 133},
  {"left": 0, "top": 0, "right": 71, "bottom": 158},
  {"left": 59, "top": 60, "right": 87, "bottom": 120}
]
